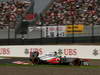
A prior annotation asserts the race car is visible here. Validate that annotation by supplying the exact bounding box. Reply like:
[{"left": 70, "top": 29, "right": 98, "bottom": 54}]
[{"left": 29, "top": 51, "right": 89, "bottom": 66}]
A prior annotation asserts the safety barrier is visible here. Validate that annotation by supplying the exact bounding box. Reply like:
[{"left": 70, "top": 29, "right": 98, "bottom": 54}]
[{"left": 0, "top": 45, "right": 100, "bottom": 59}]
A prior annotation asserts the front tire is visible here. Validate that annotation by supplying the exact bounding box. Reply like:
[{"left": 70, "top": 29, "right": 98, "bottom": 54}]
[{"left": 30, "top": 52, "right": 40, "bottom": 64}]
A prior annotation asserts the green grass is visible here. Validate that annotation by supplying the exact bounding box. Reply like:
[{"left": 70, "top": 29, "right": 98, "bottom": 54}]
[{"left": 0, "top": 64, "right": 100, "bottom": 69}]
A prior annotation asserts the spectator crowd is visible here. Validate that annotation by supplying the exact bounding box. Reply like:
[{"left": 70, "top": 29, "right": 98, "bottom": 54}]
[
  {"left": 0, "top": 0, "right": 31, "bottom": 29},
  {"left": 39, "top": 0, "right": 100, "bottom": 26},
  {"left": 0, "top": 0, "right": 100, "bottom": 29}
]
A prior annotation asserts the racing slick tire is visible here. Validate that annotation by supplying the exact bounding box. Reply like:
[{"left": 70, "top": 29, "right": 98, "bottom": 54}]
[
  {"left": 72, "top": 58, "right": 81, "bottom": 66},
  {"left": 30, "top": 51, "right": 40, "bottom": 64},
  {"left": 33, "top": 57, "right": 40, "bottom": 64}
]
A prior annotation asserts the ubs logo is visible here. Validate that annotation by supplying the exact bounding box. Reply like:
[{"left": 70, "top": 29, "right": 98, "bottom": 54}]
[
  {"left": 24, "top": 48, "right": 29, "bottom": 55},
  {"left": 58, "top": 49, "right": 63, "bottom": 55},
  {"left": 93, "top": 49, "right": 99, "bottom": 56}
]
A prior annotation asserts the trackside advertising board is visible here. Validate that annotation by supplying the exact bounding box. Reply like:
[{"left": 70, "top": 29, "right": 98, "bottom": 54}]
[
  {"left": 0, "top": 45, "right": 100, "bottom": 59},
  {"left": 42, "top": 25, "right": 84, "bottom": 38}
]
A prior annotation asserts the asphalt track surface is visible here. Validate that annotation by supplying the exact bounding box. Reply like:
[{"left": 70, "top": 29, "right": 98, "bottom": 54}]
[
  {"left": 0, "top": 66, "right": 100, "bottom": 75},
  {"left": 0, "top": 58, "right": 100, "bottom": 75}
]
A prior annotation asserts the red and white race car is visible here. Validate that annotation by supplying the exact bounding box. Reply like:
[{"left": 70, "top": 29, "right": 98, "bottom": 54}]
[{"left": 30, "top": 51, "right": 89, "bottom": 66}]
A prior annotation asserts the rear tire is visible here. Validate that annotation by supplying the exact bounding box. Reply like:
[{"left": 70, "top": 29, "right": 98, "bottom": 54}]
[{"left": 72, "top": 58, "right": 81, "bottom": 66}]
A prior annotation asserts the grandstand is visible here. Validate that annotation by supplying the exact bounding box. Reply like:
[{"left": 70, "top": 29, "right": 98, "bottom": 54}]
[{"left": 0, "top": 0, "right": 100, "bottom": 45}]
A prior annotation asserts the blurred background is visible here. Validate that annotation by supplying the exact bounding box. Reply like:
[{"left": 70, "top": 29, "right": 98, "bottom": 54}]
[{"left": 0, "top": 0, "right": 100, "bottom": 45}]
